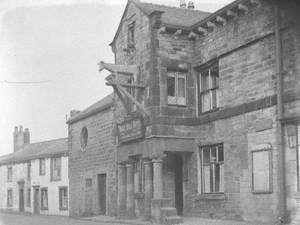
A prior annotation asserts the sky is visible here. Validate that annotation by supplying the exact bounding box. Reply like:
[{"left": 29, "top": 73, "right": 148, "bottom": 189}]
[{"left": 0, "top": 0, "right": 233, "bottom": 156}]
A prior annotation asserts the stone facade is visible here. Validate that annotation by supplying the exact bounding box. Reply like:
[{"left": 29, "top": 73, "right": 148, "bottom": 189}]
[
  {"left": 99, "top": 0, "right": 300, "bottom": 224},
  {"left": 67, "top": 95, "right": 117, "bottom": 217}
]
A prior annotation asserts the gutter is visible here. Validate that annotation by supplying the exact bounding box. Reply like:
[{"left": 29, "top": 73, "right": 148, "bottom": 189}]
[{"left": 274, "top": 1, "right": 287, "bottom": 223}]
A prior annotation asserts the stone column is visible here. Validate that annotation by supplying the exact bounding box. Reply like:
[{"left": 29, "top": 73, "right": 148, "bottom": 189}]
[
  {"left": 144, "top": 160, "right": 153, "bottom": 220},
  {"left": 126, "top": 163, "right": 135, "bottom": 218},
  {"left": 117, "top": 164, "right": 126, "bottom": 218},
  {"left": 152, "top": 158, "right": 163, "bottom": 199}
]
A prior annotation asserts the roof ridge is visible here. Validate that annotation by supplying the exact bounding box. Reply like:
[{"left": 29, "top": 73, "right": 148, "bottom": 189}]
[
  {"left": 24, "top": 137, "right": 67, "bottom": 146},
  {"left": 136, "top": 1, "right": 210, "bottom": 14}
]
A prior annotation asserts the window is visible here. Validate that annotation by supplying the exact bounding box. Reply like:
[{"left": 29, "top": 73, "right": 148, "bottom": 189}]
[
  {"left": 198, "top": 63, "right": 219, "bottom": 113},
  {"left": 7, "top": 167, "right": 12, "bottom": 182},
  {"left": 51, "top": 157, "right": 61, "bottom": 181},
  {"left": 27, "top": 188, "right": 31, "bottom": 207},
  {"left": 167, "top": 71, "right": 186, "bottom": 105},
  {"left": 7, "top": 189, "right": 13, "bottom": 207},
  {"left": 39, "top": 158, "right": 46, "bottom": 176},
  {"left": 85, "top": 178, "right": 92, "bottom": 188},
  {"left": 41, "top": 188, "right": 48, "bottom": 210},
  {"left": 59, "top": 187, "right": 68, "bottom": 210},
  {"left": 27, "top": 162, "right": 31, "bottom": 180},
  {"left": 128, "top": 21, "right": 135, "bottom": 48},
  {"left": 80, "top": 127, "right": 88, "bottom": 150},
  {"left": 251, "top": 148, "right": 272, "bottom": 193},
  {"left": 200, "top": 144, "right": 224, "bottom": 193}
]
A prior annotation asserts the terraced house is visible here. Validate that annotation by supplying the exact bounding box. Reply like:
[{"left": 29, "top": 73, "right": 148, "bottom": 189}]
[
  {"left": 0, "top": 126, "right": 69, "bottom": 216},
  {"left": 98, "top": 0, "right": 300, "bottom": 224}
]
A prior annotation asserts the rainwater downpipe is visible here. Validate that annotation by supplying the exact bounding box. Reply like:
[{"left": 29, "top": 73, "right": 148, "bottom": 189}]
[{"left": 275, "top": 1, "right": 286, "bottom": 223}]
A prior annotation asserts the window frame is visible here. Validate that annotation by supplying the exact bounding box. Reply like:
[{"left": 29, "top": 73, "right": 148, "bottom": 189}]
[
  {"left": 199, "top": 143, "right": 224, "bottom": 194},
  {"left": 167, "top": 71, "right": 187, "bottom": 106},
  {"left": 127, "top": 21, "right": 135, "bottom": 48},
  {"left": 80, "top": 127, "right": 88, "bottom": 151},
  {"left": 198, "top": 62, "right": 219, "bottom": 114},
  {"left": 59, "top": 186, "right": 68, "bottom": 211},
  {"left": 39, "top": 158, "right": 46, "bottom": 176},
  {"left": 7, "top": 189, "right": 13, "bottom": 207},
  {"left": 7, "top": 166, "right": 12, "bottom": 182},
  {"left": 251, "top": 148, "right": 273, "bottom": 194},
  {"left": 50, "top": 157, "right": 61, "bottom": 181},
  {"left": 40, "top": 187, "right": 48, "bottom": 210}
]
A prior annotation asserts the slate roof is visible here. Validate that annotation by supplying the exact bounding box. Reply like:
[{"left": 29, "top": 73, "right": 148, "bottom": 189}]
[
  {"left": 134, "top": 1, "right": 211, "bottom": 28},
  {"left": 110, "top": 0, "right": 210, "bottom": 45},
  {"left": 0, "top": 138, "right": 68, "bottom": 165},
  {"left": 67, "top": 93, "right": 114, "bottom": 124}
]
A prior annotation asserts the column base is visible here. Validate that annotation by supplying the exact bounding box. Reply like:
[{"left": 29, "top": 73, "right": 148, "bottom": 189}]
[{"left": 151, "top": 198, "right": 172, "bottom": 224}]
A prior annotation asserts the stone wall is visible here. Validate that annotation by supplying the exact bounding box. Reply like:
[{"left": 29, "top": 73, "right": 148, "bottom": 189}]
[{"left": 68, "top": 107, "right": 116, "bottom": 217}]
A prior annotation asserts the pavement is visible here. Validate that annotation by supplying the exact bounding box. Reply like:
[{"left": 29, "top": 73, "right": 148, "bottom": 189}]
[
  {"left": 82, "top": 215, "right": 274, "bottom": 225},
  {"left": 0, "top": 212, "right": 276, "bottom": 225}
]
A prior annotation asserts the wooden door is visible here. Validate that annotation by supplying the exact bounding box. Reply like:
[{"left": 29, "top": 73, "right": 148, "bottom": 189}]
[
  {"left": 33, "top": 187, "right": 40, "bottom": 214},
  {"left": 19, "top": 189, "right": 24, "bottom": 212},
  {"left": 174, "top": 154, "right": 183, "bottom": 216},
  {"left": 97, "top": 174, "right": 106, "bottom": 215}
]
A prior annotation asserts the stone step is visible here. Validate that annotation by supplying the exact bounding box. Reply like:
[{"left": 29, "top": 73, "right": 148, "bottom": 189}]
[
  {"left": 164, "top": 216, "right": 183, "bottom": 225},
  {"left": 161, "top": 207, "right": 178, "bottom": 217}
]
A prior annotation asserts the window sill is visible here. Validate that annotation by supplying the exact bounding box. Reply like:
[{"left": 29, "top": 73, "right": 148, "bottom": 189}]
[
  {"left": 50, "top": 178, "right": 61, "bottom": 182},
  {"left": 199, "top": 108, "right": 219, "bottom": 116},
  {"left": 195, "top": 193, "right": 226, "bottom": 201},
  {"left": 252, "top": 191, "right": 273, "bottom": 194},
  {"left": 167, "top": 103, "right": 187, "bottom": 107},
  {"left": 59, "top": 207, "right": 68, "bottom": 211}
]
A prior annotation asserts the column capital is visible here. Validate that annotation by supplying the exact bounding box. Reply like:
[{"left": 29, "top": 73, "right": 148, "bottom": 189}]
[
  {"left": 152, "top": 158, "right": 163, "bottom": 163},
  {"left": 117, "top": 163, "right": 126, "bottom": 168},
  {"left": 125, "top": 162, "right": 134, "bottom": 168}
]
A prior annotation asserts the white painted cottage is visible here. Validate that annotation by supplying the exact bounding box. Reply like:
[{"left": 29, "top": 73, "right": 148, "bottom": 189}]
[{"left": 0, "top": 126, "right": 69, "bottom": 216}]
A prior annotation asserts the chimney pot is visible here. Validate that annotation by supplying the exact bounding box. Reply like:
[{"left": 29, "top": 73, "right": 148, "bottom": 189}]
[
  {"left": 188, "top": 1, "right": 195, "bottom": 9},
  {"left": 14, "top": 126, "right": 18, "bottom": 133},
  {"left": 19, "top": 125, "right": 23, "bottom": 132},
  {"left": 180, "top": 0, "right": 186, "bottom": 8},
  {"left": 24, "top": 128, "right": 30, "bottom": 145}
]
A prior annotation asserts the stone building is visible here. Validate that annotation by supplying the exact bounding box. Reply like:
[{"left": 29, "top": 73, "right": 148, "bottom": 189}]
[
  {"left": 67, "top": 94, "right": 117, "bottom": 217},
  {"left": 98, "top": 0, "right": 300, "bottom": 224},
  {"left": 0, "top": 126, "right": 69, "bottom": 216}
]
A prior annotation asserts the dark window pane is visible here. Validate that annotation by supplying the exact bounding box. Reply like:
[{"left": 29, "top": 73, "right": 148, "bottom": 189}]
[
  {"left": 215, "top": 164, "right": 220, "bottom": 192},
  {"left": 178, "top": 77, "right": 185, "bottom": 97},
  {"left": 201, "top": 70, "right": 209, "bottom": 91},
  {"left": 210, "top": 65, "right": 219, "bottom": 89},
  {"left": 218, "top": 145, "right": 224, "bottom": 162},
  {"left": 167, "top": 76, "right": 175, "bottom": 97},
  {"left": 202, "top": 147, "right": 210, "bottom": 163},
  {"left": 211, "top": 146, "right": 217, "bottom": 161}
]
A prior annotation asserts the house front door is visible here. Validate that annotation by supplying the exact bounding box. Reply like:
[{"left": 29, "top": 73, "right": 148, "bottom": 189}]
[
  {"left": 33, "top": 187, "right": 40, "bottom": 214},
  {"left": 97, "top": 174, "right": 106, "bottom": 215},
  {"left": 19, "top": 188, "right": 24, "bottom": 212}
]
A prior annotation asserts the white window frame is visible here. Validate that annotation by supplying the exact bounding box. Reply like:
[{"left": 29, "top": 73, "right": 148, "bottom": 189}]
[
  {"left": 199, "top": 144, "right": 224, "bottom": 194},
  {"left": 198, "top": 63, "right": 219, "bottom": 113},
  {"left": 167, "top": 71, "right": 187, "bottom": 106}
]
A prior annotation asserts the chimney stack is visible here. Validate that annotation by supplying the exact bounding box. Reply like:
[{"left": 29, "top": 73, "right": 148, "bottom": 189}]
[
  {"left": 13, "top": 125, "right": 30, "bottom": 152},
  {"left": 70, "top": 110, "right": 81, "bottom": 117},
  {"left": 180, "top": 0, "right": 186, "bottom": 8},
  {"left": 187, "top": 1, "right": 195, "bottom": 9}
]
